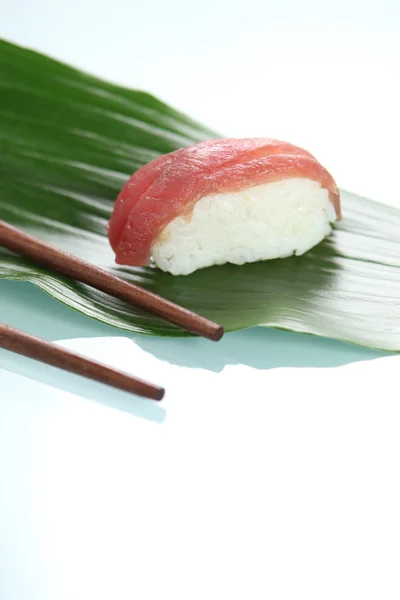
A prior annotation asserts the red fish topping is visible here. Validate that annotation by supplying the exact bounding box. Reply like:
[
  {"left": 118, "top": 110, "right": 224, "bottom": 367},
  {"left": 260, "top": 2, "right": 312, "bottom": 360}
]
[{"left": 108, "top": 138, "right": 340, "bottom": 266}]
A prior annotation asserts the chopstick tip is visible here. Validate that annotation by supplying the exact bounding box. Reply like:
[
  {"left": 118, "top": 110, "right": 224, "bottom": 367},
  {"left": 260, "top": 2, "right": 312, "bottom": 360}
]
[
  {"left": 154, "top": 387, "right": 165, "bottom": 401},
  {"left": 211, "top": 325, "right": 224, "bottom": 342}
]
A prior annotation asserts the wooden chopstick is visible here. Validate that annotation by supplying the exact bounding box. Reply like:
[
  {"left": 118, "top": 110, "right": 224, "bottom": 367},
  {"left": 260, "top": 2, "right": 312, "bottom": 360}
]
[
  {"left": 0, "top": 323, "right": 164, "bottom": 401},
  {"left": 0, "top": 220, "right": 223, "bottom": 341}
]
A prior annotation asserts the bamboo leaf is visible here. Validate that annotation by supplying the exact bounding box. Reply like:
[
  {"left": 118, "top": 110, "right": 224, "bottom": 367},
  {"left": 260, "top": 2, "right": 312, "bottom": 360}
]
[{"left": 1, "top": 39, "right": 399, "bottom": 350}]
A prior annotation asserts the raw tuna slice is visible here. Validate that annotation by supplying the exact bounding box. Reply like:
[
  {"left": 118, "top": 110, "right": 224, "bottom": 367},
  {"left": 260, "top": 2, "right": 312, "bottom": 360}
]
[{"left": 108, "top": 138, "right": 340, "bottom": 275}]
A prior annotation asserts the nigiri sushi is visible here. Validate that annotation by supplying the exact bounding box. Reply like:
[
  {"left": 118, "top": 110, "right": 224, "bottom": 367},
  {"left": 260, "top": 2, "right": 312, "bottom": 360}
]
[{"left": 108, "top": 138, "right": 340, "bottom": 276}]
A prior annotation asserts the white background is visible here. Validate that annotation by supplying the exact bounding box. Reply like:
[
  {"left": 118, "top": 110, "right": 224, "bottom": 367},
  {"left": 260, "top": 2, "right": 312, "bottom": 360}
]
[
  {"left": 1, "top": 1, "right": 400, "bottom": 599},
  {"left": 2, "top": 0, "right": 400, "bottom": 207}
]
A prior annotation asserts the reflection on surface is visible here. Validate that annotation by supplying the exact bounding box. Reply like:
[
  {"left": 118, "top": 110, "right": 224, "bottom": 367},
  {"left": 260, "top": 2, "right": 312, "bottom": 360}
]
[
  {"left": 0, "top": 275, "right": 388, "bottom": 423},
  {"left": 0, "top": 350, "right": 166, "bottom": 422},
  {"left": 0, "top": 281, "right": 119, "bottom": 340},
  {"left": 0, "top": 281, "right": 385, "bottom": 376},
  {"left": 134, "top": 327, "right": 385, "bottom": 372}
]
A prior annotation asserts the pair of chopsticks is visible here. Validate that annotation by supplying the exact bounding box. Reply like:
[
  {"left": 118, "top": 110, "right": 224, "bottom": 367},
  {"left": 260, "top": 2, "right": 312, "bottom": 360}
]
[{"left": 0, "top": 220, "right": 224, "bottom": 401}]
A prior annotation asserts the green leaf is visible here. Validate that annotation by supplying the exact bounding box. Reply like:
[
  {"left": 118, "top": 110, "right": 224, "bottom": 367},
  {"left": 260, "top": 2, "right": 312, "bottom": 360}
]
[{"left": 1, "top": 39, "right": 400, "bottom": 350}]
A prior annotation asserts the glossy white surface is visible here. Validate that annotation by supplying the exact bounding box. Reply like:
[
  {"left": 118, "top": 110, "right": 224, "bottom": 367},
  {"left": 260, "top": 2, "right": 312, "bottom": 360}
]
[{"left": 1, "top": 337, "right": 400, "bottom": 600}]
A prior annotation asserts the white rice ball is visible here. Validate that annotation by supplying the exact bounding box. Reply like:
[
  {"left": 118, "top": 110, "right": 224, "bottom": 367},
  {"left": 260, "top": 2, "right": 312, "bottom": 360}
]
[{"left": 151, "top": 178, "right": 337, "bottom": 276}]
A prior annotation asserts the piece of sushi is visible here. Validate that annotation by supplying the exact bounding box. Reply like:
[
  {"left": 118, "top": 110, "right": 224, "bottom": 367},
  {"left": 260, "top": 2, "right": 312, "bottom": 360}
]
[{"left": 108, "top": 138, "right": 341, "bottom": 276}]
